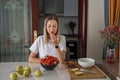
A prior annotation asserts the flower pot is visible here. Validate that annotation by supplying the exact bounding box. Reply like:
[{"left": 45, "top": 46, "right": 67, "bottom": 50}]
[{"left": 106, "top": 48, "right": 116, "bottom": 63}]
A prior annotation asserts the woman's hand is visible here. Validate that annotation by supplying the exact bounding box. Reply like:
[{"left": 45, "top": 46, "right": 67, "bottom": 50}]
[{"left": 50, "top": 32, "right": 58, "bottom": 46}]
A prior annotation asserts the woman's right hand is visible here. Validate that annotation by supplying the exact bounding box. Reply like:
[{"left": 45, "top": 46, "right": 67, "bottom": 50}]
[{"left": 50, "top": 32, "right": 58, "bottom": 46}]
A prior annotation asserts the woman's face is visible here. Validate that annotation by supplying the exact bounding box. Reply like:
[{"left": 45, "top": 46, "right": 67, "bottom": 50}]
[{"left": 46, "top": 19, "right": 58, "bottom": 35}]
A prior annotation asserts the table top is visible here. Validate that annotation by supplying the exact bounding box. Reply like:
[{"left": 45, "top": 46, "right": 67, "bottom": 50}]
[
  {"left": 0, "top": 62, "right": 69, "bottom": 80},
  {"left": 96, "top": 59, "right": 120, "bottom": 80},
  {"left": 0, "top": 62, "right": 111, "bottom": 80}
]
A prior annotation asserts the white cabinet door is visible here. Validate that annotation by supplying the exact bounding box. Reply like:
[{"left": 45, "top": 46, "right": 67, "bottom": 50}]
[{"left": 64, "top": 0, "right": 78, "bottom": 16}]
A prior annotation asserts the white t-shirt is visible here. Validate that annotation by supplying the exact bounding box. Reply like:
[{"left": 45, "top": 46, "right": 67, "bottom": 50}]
[{"left": 29, "top": 35, "right": 66, "bottom": 58}]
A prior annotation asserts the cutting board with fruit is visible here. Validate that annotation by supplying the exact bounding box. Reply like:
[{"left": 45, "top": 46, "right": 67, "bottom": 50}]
[{"left": 64, "top": 61, "right": 106, "bottom": 80}]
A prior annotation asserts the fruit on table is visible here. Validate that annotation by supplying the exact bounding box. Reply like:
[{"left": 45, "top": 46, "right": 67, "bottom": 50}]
[
  {"left": 75, "top": 71, "right": 83, "bottom": 76},
  {"left": 34, "top": 70, "right": 42, "bottom": 77},
  {"left": 10, "top": 72, "right": 18, "bottom": 80},
  {"left": 40, "top": 55, "right": 59, "bottom": 66},
  {"left": 70, "top": 68, "right": 79, "bottom": 72},
  {"left": 24, "top": 66, "right": 31, "bottom": 73},
  {"left": 16, "top": 65, "right": 23, "bottom": 75},
  {"left": 23, "top": 70, "right": 30, "bottom": 77}
]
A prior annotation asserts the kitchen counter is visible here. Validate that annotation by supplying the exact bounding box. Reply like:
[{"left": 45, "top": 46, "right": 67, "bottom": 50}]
[
  {"left": 0, "top": 62, "right": 111, "bottom": 80},
  {"left": 96, "top": 59, "right": 120, "bottom": 80}
]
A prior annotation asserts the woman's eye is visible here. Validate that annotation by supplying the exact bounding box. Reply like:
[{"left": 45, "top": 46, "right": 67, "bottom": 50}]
[
  {"left": 48, "top": 25, "right": 51, "bottom": 28},
  {"left": 53, "top": 26, "right": 57, "bottom": 28}
]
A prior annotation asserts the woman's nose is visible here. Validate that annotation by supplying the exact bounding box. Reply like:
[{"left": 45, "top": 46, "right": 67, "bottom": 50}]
[{"left": 50, "top": 26, "right": 54, "bottom": 31}]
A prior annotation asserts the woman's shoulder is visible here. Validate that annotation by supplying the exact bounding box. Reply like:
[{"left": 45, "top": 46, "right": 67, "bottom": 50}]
[
  {"left": 37, "top": 35, "right": 43, "bottom": 38},
  {"left": 60, "top": 35, "right": 65, "bottom": 37},
  {"left": 36, "top": 35, "right": 44, "bottom": 41},
  {"left": 60, "top": 35, "right": 66, "bottom": 40}
]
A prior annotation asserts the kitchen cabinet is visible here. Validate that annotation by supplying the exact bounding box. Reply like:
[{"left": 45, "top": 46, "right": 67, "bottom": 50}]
[
  {"left": 39, "top": 0, "right": 64, "bottom": 15},
  {"left": 39, "top": 0, "right": 78, "bottom": 16},
  {"left": 64, "top": 0, "right": 78, "bottom": 16},
  {"left": 66, "top": 39, "right": 78, "bottom": 59}
]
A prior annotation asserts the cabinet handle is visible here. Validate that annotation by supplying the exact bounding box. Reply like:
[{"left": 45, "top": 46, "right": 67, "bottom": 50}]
[{"left": 33, "top": 30, "right": 37, "bottom": 42}]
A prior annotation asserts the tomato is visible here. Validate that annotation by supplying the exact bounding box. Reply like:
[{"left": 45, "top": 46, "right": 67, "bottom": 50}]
[{"left": 40, "top": 55, "right": 59, "bottom": 66}]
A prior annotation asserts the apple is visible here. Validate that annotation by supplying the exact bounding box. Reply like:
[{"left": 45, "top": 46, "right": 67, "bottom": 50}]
[
  {"left": 75, "top": 71, "right": 83, "bottom": 76},
  {"left": 34, "top": 70, "right": 42, "bottom": 77},
  {"left": 23, "top": 70, "right": 30, "bottom": 77},
  {"left": 16, "top": 65, "right": 23, "bottom": 75},
  {"left": 70, "top": 68, "right": 79, "bottom": 72},
  {"left": 10, "top": 72, "right": 18, "bottom": 80},
  {"left": 24, "top": 66, "right": 31, "bottom": 73},
  {"left": 16, "top": 65, "right": 23, "bottom": 70}
]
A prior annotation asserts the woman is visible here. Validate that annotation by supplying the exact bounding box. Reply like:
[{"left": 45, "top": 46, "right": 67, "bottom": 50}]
[{"left": 29, "top": 14, "right": 66, "bottom": 64}]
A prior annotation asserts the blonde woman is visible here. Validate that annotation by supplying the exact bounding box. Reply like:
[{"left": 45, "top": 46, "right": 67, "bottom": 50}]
[{"left": 29, "top": 14, "right": 66, "bottom": 64}]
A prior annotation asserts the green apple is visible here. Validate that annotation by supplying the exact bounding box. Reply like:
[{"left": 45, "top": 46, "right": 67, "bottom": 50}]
[
  {"left": 75, "top": 71, "right": 83, "bottom": 76},
  {"left": 24, "top": 66, "right": 31, "bottom": 73},
  {"left": 34, "top": 70, "right": 42, "bottom": 77},
  {"left": 16, "top": 65, "right": 23, "bottom": 71},
  {"left": 70, "top": 68, "right": 79, "bottom": 72},
  {"left": 16, "top": 65, "right": 23, "bottom": 75},
  {"left": 10, "top": 72, "right": 18, "bottom": 80},
  {"left": 23, "top": 70, "right": 30, "bottom": 77}
]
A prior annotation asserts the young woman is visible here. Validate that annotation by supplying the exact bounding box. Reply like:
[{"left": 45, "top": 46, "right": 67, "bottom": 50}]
[{"left": 29, "top": 14, "right": 66, "bottom": 64}]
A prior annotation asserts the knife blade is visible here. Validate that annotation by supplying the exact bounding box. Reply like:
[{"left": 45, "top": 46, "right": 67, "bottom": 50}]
[{"left": 79, "top": 68, "right": 97, "bottom": 74}]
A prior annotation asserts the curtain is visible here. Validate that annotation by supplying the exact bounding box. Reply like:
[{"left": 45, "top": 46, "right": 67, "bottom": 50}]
[
  {"left": 104, "top": 0, "right": 120, "bottom": 60},
  {"left": 108, "top": 0, "right": 120, "bottom": 60},
  {"left": 103, "top": 0, "right": 108, "bottom": 59},
  {"left": 0, "top": 0, "right": 31, "bottom": 62},
  {"left": 108, "top": 0, "right": 120, "bottom": 26}
]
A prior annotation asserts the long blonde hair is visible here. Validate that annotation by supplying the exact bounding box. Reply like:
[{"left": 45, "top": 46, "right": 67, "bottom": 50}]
[{"left": 43, "top": 14, "right": 60, "bottom": 44}]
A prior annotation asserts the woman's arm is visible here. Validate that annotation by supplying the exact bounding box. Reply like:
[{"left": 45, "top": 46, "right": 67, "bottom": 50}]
[
  {"left": 28, "top": 52, "right": 41, "bottom": 63},
  {"left": 50, "top": 34, "right": 66, "bottom": 64},
  {"left": 55, "top": 48, "right": 66, "bottom": 64}
]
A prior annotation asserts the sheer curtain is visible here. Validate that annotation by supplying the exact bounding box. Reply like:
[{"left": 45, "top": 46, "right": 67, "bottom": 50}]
[{"left": 0, "top": 0, "right": 32, "bottom": 62}]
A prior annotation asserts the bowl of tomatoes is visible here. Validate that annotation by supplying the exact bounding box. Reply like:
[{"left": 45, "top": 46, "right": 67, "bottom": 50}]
[{"left": 40, "top": 55, "right": 59, "bottom": 70}]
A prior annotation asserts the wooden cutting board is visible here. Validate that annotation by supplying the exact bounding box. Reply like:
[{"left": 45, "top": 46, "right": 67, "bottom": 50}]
[{"left": 64, "top": 61, "right": 106, "bottom": 80}]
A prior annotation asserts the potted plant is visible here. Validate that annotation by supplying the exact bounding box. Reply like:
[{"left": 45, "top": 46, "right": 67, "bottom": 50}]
[{"left": 99, "top": 25, "right": 120, "bottom": 63}]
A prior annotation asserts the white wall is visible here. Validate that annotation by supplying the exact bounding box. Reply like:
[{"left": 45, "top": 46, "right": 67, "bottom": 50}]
[{"left": 87, "top": 0, "right": 105, "bottom": 59}]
